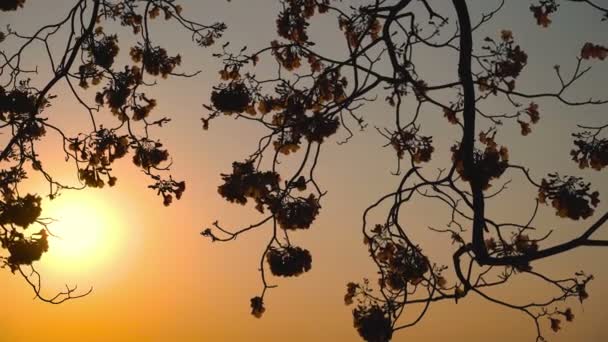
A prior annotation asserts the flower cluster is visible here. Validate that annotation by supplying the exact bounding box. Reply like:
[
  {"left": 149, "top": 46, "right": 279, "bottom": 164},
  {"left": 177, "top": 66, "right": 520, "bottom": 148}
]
[
  {"left": 516, "top": 102, "right": 541, "bottom": 136},
  {"left": 275, "top": 0, "right": 331, "bottom": 46},
  {"left": 271, "top": 93, "right": 340, "bottom": 154},
  {"left": 530, "top": 0, "right": 558, "bottom": 27},
  {"left": 0, "top": 0, "right": 25, "bottom": 12},
  {"left": 132, "top": 139, "right": 169, "bottom": 169},
  {"left": 21, "top": 119, "right": 46, "bottom": 141},
  {"left": 538, "top": 174, "right": 599, "bottom": 220},
  {"left": 69, "top": 128, "right": 129, "bottom": 188},
  {"left": 452, "top": 131, "right": 510, "bottom": 190},
  {"left": 130, "top": 45, "right": 182, "bottom": 78},
  {"left": 478, "top": 30, "right": 528, "bottom": 93},
  {"left": 256, "top": 96, "right": 285, "bottom": 115},
  {"left": 0, "top": 86, "right": 46, "bottom": 141},
  {"left": 210, "top": 82, "right": 252, "bottom": 114},
  {"left": 377, "top": 242, "right": 429, "bottom": 290},
  {"left": 78, "top": 62, "right": 103, "bottom": 89},
  {"left": 364, "top": 224, "right": 432, "bottom": 293},
  {"left": 352, "top": 304, "right": 392, "bottom": 342},
  {"left": 581, "top": 42, "right": 608, "bottom": 60},
  {"left": 148, "top": 177, "right": 186, "bottom": 206},
  {"left": 0, "top": 194, "right": 42, "bottom": 228},
  {"left": 86, "top": 34, "right": 120, "bottom": 69},
  {"left": 95, "top": 66, "right": 142, "bottom": 118},
  {"left": 250, "top": 296, "right": 265, "bottom": 318},
  {"left": 81, "top": 128, "right": 129, "bottom": 163},
  {"left": 0, "top": 86, "right": 38, "bottom": 118},
  {"left": 128, "top": 94, "right": 157, "bottom": 121},
  {"left": 218, "top": 65, "right": 242, "bottom": 81},
  {"left": 389, "top": 127, "right": 434, "bottom": 163},
  {"left": 443, "top": 107, "right": 459, "bottom": 125},
  {"left": 217, "top": 160, "right": 280, "bottom": 211},
  {"left": 270, "top": 42, "right": 303, "bottom": 71},
  {"left": 102, "top": 4, "right": 144, "bottom": 34},
  {"left": 273, "top": 194, "right": 320, "bottom": 230},
  {"left": 314, "top": 70, "right": 348, "bottom": 104},
  {"left": 148, "top": 4, "right": 183, "bottom": 21},
  {"left": 276, "top": 1, "right": 311, "bottom": 43},
  {"left": 5, "top": 229, "right": 48, "bottom": 273},
  {"left": 493, "top": 35, "right": 528, "bottom": 78},
  {"left": 266, "top": 245, "right": 312, "bottom": 277},
  {"left": 344, "top": 282, "right": 359, "bottom": 305},
  {"left": 513, "top": 234, "right": 539, "bottom": 255},
  {"left": 0, "top": 167, "right": 26, "bottom": 199},
  {"left": 548, "top": 307, "right": 577, "bottom": 332},
  {"left": 77, "top": 27, "right": 109, "bottom": 87},
  {"left": 571, "top": 132, "right": 608, "bottom": 170},
  {"left": 78, "top": 168, "right": 108, "bottom": 188}
]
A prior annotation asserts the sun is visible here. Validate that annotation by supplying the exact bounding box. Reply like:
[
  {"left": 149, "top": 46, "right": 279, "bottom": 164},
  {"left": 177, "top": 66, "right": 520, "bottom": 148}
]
[{"left": 39, "top": 191, "right": 125, "bottom": 275}]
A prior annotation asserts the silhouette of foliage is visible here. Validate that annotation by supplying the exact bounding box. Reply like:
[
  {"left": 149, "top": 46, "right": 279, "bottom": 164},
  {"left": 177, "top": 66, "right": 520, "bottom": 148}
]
[
  {"left": 211, "top": 82, "right": 251, "bottom": 114},
  {"left": 571, "top": 130, "right": 608, "bottom": 170},
  {"left": 266, "top": 246, "right": 312, "bottom": 277},
  {"left": 250, "top": 296, "right": 265, "bottom": 318},
  {"left": 538, "top": 174, "right": 599, "bottom": 220},
  {"left": 353, "top": 304, "right": 393, "bottom": 342},
  {"left": 199, "top": 0, "right": 608, "bottom": 340},
  {"left": 0, "top": 0, "right": 25, "bottom": 12},
  {"left": 218, "top": 160, "right": 280, "bottom": 209},
  {"left": 1, "top": 0, "right": 224, "bottom": 303},
  {"left": 6, "top": 229, "right": 48, "bottom": 273},
  {"left": 3, "top": 0, "right": 608, "bottom": 340}
]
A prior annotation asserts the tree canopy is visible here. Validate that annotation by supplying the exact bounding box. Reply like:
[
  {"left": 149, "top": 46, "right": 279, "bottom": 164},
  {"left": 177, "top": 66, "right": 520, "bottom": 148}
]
[{"left": 1, "top": 0, "right": 608, "bottom": 341}]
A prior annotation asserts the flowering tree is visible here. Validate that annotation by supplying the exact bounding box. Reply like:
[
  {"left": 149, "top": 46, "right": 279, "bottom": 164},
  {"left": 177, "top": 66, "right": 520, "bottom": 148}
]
[
  {"left": 2, "top": 0, "right": 608, "bottom": 341},
  {"left": 200, "top": 0, "right": 608, "bottom": 341},
  {"left": 0, "top": 0, "right": 224, "bottom": 302}
]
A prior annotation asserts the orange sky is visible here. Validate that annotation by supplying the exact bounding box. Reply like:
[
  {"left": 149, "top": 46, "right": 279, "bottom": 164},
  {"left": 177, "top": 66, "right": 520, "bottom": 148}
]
[{"left": 1, "top": 1, "right": 607, "bottom": 341}]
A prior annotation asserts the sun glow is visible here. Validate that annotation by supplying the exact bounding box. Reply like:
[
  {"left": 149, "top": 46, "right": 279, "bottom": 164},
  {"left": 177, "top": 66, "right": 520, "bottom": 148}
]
[{"left": 40, "top": 192, "right": 125, "bottom": 275}]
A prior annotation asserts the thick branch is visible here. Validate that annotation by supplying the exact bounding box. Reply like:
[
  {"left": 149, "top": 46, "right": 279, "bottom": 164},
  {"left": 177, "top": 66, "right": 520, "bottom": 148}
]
[{"left": 452, "top": 0, "right": 488, "bottom": 260}]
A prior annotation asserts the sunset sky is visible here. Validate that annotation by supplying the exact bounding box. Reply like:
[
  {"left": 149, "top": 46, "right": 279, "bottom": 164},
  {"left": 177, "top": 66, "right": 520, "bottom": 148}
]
[{"left": 1, "top": 0, "right": 607, "bottom": 341}]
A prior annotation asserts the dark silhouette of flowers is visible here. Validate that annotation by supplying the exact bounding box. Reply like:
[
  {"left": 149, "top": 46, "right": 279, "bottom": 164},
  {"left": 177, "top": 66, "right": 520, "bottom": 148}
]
[
  {"left": 452, "top": 130, "right": 509, "bottom": 190},
  {"left": 217, "top": 160, "right": 280, "bottom": 211},
  {"left": 6, "top": 229, "right": 48, "bottom": 273},
  {"left": 353, "top": 304, "right": 392, "bottom": 342},
  {"left": 0, "top": 0, "right": 25, "bottom": 12},
  {"left": 538, "top": 174, "right": 599, "bottom": 220},
  {"left": 211, "top": 82, "right": 251, "bottom": 114},
  {"left": 266, "top": 245, "right": 312, "bottom": 277},
  {"left": 571, "top": 132, "right": 608, "bottom": 170},
  {"left": 274, "top": 194, "right": 320, "bottom": 230},
  {"left": 0, "top": 194, "right": 42, "bottom": 228}
]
